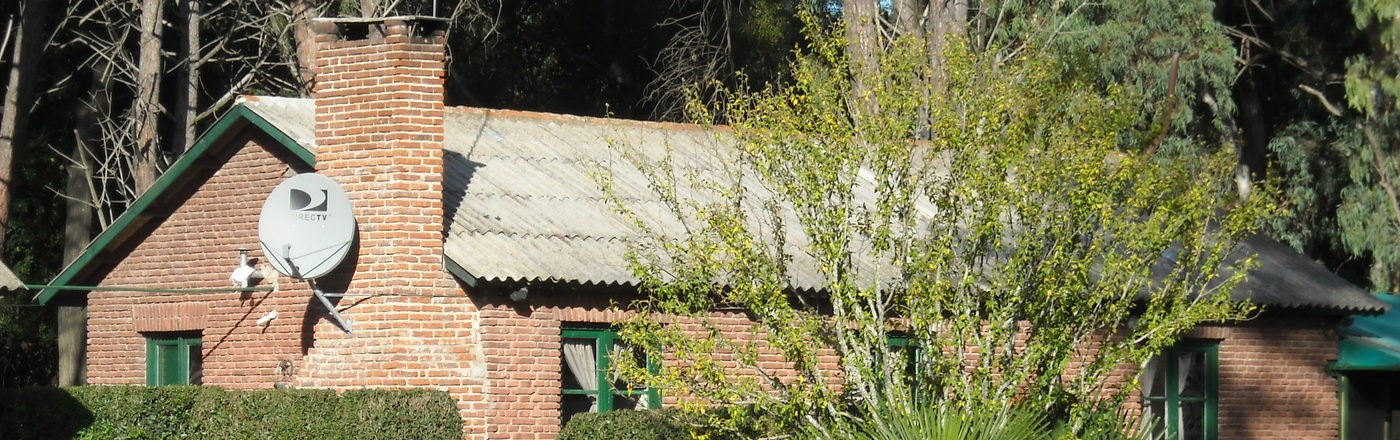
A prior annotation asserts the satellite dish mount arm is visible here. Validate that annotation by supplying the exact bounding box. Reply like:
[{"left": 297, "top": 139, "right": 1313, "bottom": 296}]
[{"left": 310, "top": 279, "right": 353, "bottom": 334}]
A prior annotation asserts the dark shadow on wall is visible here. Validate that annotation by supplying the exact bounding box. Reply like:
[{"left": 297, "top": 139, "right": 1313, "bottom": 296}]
[{"left": 442, "top": 149, "right": 484, "bottom": 236}]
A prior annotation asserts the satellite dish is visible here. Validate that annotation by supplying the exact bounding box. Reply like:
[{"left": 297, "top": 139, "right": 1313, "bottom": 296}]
[{"left": 258, "top": 173, "right": 356, "bottom": 280}]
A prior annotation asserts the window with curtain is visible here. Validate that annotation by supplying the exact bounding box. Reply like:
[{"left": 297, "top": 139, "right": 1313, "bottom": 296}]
[
  {"left": 1142, "top": 341, "right": 1218, "bottom": 440},
  {"left": 561, "top": 327, "right": 659, "bottom": 425},
  {"left": 146, "top": 333, "right": 203, "bottom": 386}
]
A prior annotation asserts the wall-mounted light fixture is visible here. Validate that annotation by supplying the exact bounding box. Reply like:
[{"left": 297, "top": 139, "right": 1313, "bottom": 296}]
[
  {"left": 230, "top": 248, "right": 263, "bottom": 288},
  {"left": 508, "top": 286, "right": 529, "bottom": 303}
]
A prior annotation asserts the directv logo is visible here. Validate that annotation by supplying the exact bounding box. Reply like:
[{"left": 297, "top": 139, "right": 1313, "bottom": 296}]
[{"left": 291, "top": 188, "right": 331, "bottom": 221}]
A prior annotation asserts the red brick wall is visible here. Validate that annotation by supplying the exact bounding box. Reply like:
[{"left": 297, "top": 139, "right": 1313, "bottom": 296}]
[
  {"left": 297, "top": 17, "right": 489, "bottom": 439},
  {"left": 472, "top": 290, "right": 845, "bottom": 439},
  {"left": 85, "top": 132, "right": 317, "bottom": 388},
  {"left": 1216, "top": 316, "right": 1340, "bottom": 439}
]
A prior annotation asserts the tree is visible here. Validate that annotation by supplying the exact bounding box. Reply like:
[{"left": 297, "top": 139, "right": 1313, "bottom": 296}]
[
  {"left": 1338, "top": 0, "right": 1400, "bottom": 292},
  {"left": 0, "top": 0, "right": 51, "bottom": 252},
  {"left": 608, "top": 13, "right": 1266, "bottom": 435}
]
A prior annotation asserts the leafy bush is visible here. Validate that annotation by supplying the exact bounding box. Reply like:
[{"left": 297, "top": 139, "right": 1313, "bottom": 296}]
[
  {"left": 812, "top": 404, "right": 1051, "bottom": 440},
  {"left": 808, "top": 401, "right": 1152, "bottom": 440},
  {"left": 0, "top": 386, "right": 461, "bottom": 440},
  {"left": 560, "top": 407, "right": 786, "bottom": 440},
  {"left": 560, "top": 409, "right": 688, "bottom": 440}
]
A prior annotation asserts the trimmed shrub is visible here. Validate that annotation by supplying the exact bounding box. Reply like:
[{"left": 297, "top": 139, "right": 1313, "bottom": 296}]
[
  {"left": 560, "top": 409, "right": 688, "bottom": 440},
  {"left": 0, "top": 386, "right": 461, "bottom": 440}
]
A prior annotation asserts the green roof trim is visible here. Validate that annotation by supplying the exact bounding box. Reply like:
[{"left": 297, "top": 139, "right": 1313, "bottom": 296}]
[
  {"left": 1335, "top": 293, "right": 1400, "bottom": 371},
  {"left": 35, "top": 104, "right": 314, "bottom": 304},
  {"left": 444, "top": 256, "right": 479, "bottom": 289}
]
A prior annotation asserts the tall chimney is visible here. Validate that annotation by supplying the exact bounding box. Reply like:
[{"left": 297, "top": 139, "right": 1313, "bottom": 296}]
[{"left": 311, "top": 16, "right": 450, "bottom": 293}]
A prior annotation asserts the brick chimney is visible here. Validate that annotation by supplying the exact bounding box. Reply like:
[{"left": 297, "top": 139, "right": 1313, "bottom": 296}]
[{"left": 311, "top": 16, "right": 451, "bottom": 293}]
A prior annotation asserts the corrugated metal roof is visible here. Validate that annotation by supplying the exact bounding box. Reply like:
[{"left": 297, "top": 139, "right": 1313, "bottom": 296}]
[
  {"left": 1228, "top": 235, "right": 1385, "bottom": 313},
  {"left": 441, "top": 107, "right": 865, "bottom": 291},
  {"left": 243, "top": 97, "right": 1385, "bottom": 313},
  {"left": 242, "top": 96, "right": 317, "bottom": 151}
]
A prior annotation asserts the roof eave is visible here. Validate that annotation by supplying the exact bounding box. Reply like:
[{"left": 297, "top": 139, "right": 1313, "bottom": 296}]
[{"left": 35, "top": 104, "right": 314, "bottom": 305}]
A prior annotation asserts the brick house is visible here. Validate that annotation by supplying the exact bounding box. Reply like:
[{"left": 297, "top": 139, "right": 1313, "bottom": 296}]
[{"left": 34, "top": 15, "right": 1387, "bottom": 440}]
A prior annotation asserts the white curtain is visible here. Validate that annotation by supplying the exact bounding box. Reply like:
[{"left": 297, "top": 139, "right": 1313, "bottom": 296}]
[
  {"left": 1141, "top": 357, "right": 1159, "bottom": 400},
  {"left": 564, "top": 340, "right": 599, "bottom": 411},
  {"left": 613, "top": 342, "right": 650, "bottom": 409},
  {"left": 1176, "top": 352, "right": 1197, "bottom": 434},
  {"left": 1140, "top": 357, "right": 1161, "bottom": 432}
]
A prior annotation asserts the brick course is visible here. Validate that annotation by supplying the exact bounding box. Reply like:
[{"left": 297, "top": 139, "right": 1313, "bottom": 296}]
[
  {"left": 297, "top": 16, "right": 488, "bottom": 439},
  {"left": 85, "top": 133, "right": 316, "bottom": 388}
]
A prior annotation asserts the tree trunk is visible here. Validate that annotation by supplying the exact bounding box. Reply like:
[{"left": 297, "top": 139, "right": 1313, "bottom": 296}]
[
  {"left": 0, "top": 0, "right": 52, "bottom": 251},
  {"left": 290, "top": 0, "right": 318, "bottom": 95},
  {"left": 55, "top": 305, "right": 86, "bottom": 386},
  {"left": 360, "top": 0, "right": 380, "bottom": 17},
  {"left": 172, "top": 0, "right": 200, "bottom": 156},
  {"left": 57, "top": 60, "right": 109, "bottom": 388},
  {"left": 843, "top": 0, "right": 880, "bottom": 119},
  {"left": 133, "top": 0, "right": 166, "bottom": 193},
  {"left": 926, "top": 0, "right": 966, "bottom": 91},
  {"left": 894, "top": 0, "right": 925, "bottom": 38}
]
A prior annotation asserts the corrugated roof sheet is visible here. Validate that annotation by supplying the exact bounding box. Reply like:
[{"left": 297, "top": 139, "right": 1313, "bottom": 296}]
[
  {"left": 0, "top": 261, "right": 22, "bottom": 291},
  {"left": 242, "top": 96, "right": 317, "bottom": 151},
  {"left": 243, "top": 97, "right": 1386, "bottom": 313},
  {"left": 1228, "top": 235, "right": 1385, "bottom": 313},
  {"left": 441, "top": 107, "right": 874, "bottom": 292}
]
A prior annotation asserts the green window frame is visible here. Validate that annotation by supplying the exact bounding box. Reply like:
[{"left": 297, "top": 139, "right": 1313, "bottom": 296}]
[
  {"left": 145, "top": 333, "right": 202, "bottom": 386},
  {"left": 561, "top": 327, "right": 659, "bottom": 424},
  {"left": 887, "top": 334, "right": 921, "bottom": 382},
  {"left": 1144, "top": 341, "right": 1218, "bottom": 440}
]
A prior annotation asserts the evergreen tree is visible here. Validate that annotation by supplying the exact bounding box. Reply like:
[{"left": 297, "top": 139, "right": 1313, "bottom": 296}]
[{"left": 1339, "top": 0, "right": 1400, "bottom": 291}]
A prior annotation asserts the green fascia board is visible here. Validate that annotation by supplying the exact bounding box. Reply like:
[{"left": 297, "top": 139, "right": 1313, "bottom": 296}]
[
  {"left": 443, "top": 256, "right": 479, "bottom": 289},
  {"left": 35, "top": 104, "right": 315, "bottom": 305},
  {"left": 1335, "top": 293, "right": 1400, "bottom": 371}
]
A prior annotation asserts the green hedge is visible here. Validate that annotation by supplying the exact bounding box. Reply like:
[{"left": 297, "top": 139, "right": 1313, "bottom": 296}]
[
  {"left": 560, "top": 409, "right": 688, "bottom": 440},
  {"left": 0, "top": 386, "right": 461, "bottom": 440},
  {"left": 560, "top": 407, "right": 782, "bottom": 440}
]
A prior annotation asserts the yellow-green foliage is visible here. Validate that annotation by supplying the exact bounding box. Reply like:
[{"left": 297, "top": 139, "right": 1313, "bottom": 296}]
[{"left": 607, "top": 11, "right": 1269, "bottom": 436}]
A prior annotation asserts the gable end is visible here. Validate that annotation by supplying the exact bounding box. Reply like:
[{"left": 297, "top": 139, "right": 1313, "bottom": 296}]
[{"left": 35, "top": 105, "right": 315, "bottom": 304}]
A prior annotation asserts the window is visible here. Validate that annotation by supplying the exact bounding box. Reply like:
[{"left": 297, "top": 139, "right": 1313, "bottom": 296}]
[
  {"left": 887, "top": 334, "right": 921, "bottom": 384},
  {"left": 1143, "top": 341, "right": 1218, "bottom": 440},
  {"left": 561, "top": 327, "right": 658, "bottom": 425},
  {"left": 146, "top": 333, "right": 202, "bottom": 386}
]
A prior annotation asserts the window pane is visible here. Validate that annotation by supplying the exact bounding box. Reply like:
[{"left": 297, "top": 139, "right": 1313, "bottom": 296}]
[
  {"left": 158, "top": 343, "right": 181, "bottom": 385},
  {"left": 1147, "top": 357, "right": 1167, "bottom": 398},
  {"left": 188, "top": 343, "right": 203, "bottom": 385},
  {"left": 1179, "top": 401, "right": 1205, "bottom": 440},
  {"left": 1178, "top": 351, "right": 1206, "bottom": 398},
  {"left": 561, "top": 394, "right": 595, "bottom": 425},
  {"left": 1147, "top": 400, "right": 1167, "bottom": 437},
  {"left": 562, "top": 338, "right": 598, "bottom": 391}
]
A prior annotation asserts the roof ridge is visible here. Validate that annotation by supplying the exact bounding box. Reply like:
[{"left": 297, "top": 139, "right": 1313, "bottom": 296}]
[
  {"left": 448, "top": 106, "right": 731, "bottom": 134},
  {"left": 455, "top": 229, "right": 631, "bottom": 243}
]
